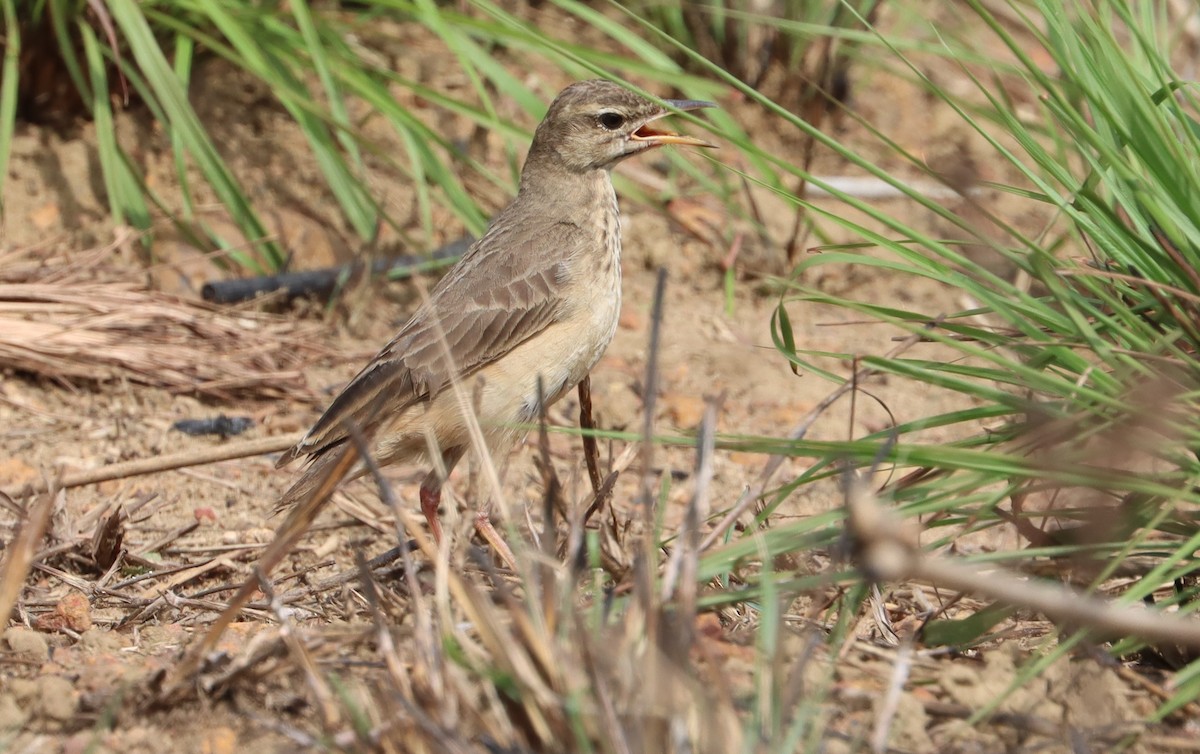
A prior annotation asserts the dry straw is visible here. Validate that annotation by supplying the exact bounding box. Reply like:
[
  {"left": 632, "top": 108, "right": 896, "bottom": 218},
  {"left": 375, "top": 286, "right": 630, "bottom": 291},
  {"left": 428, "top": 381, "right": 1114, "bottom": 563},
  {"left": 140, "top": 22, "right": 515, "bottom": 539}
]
[{"left": 0, "top": 242, "right": 325, "bottom": 401}]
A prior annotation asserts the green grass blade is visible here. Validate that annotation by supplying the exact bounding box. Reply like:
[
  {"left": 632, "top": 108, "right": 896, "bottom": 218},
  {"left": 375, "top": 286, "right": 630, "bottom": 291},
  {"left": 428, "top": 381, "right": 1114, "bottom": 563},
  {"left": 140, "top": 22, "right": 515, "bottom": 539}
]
[
  {"left": 107, "top": 0, "right": 280, "bottom": 271},
  {"left": 0, "top": 0, "right": 19, "bottom": 215},
  {"left": 80, "top": 21, "right": 149, "bottom": 230}
]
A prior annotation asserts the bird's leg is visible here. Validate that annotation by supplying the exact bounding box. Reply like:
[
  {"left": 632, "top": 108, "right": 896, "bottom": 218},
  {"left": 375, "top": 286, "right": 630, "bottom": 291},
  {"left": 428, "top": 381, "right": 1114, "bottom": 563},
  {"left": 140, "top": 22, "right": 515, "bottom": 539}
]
[
  {"left": 474, "top": 504, "right": 518, "bottom": 572},
  {"left": 418, "top": 446, "right": 465, "bottom": 544},
  {"left": 418, "top": 478, "right": 445, "bottom": 543},
  {"left": 418, "top": 445, "right": 516, "bottom": 570}
]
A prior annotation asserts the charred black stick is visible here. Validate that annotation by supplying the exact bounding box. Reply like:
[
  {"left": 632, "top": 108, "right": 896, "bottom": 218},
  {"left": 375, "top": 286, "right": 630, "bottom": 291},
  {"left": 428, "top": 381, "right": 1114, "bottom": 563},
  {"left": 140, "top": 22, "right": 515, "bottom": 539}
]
[{"left": 200, "top": 237, "right": 472, "bottom": 304}]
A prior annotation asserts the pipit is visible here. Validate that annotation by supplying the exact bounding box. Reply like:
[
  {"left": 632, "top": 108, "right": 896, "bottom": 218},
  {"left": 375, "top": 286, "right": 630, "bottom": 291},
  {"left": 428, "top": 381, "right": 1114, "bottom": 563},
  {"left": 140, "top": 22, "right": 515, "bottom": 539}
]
[{"left": 276, "top": 79, "right": 714, "bottom": 564}]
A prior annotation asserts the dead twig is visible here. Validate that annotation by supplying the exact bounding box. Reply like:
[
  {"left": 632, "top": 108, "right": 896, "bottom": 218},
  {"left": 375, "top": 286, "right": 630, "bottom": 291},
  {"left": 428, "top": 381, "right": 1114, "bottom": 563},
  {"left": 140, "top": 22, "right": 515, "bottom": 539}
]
[
  {"left": 844, "top": 472, "right": 1200, "bottom": 650},
  {"left": 581, "top": 444, "right": 638, "bottom": 528},
  {"left": 577, "top": 375, "right": 604, "bottom": 500},
  {"left": 256, "top": 566, "right": 342, "bottom": 731},
  {"left": 1, "top": 433, "right": 302, "bottom": 499},
  {"left": 870, "top": 641, "right": 913, "bottom": 754},
  {"left": 635, "top": 269, "right": 669, "bottom": 632},
  {"left": 662, "top": 394, "right": 721, "bottom": 610}
]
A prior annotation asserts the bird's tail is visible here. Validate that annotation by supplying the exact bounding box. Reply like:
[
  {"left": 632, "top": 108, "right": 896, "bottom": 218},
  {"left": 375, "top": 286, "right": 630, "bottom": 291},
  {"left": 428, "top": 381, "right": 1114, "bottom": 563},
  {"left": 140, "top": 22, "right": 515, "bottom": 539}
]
[{"left": 274, "top": 448, "right": 358, "bottom": 514}]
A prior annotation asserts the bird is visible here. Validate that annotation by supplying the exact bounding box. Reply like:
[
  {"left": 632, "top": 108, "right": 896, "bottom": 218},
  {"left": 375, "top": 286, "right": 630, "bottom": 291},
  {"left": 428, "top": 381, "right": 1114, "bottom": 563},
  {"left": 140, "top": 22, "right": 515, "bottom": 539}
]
[{"left": 275, "top": 79, "right": 715, "bottom": 566}]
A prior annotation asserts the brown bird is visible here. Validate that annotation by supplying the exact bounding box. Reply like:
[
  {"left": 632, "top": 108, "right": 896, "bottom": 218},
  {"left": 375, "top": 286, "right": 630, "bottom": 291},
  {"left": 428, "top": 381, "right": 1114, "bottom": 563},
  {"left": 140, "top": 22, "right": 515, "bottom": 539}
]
[{"left": 276, "top": 79, "right": 714, "bottom": 564}]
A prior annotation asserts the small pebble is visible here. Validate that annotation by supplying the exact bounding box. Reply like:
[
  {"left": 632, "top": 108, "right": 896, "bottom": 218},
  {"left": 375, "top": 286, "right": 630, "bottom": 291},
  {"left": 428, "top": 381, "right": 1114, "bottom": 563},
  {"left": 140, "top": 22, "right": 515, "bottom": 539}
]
[
  {"left": 38, "top": 675, "right": 77, "bottom": 722},
  {"left": 4, "top": 626, "right": 49, "bottom": 662}
]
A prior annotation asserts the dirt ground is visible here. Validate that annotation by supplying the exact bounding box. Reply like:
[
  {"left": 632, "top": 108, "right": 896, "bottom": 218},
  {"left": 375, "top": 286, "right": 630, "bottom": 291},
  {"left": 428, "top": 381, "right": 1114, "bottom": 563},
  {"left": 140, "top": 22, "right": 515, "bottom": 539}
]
[{"left": 1, "top": 3, "right": 1190, "bottom": 752}]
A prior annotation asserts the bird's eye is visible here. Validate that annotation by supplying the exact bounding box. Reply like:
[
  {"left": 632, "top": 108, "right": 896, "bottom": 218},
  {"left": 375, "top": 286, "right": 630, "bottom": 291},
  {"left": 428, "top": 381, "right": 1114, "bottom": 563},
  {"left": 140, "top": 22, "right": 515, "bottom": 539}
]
[{"left": 597, "top": 111, "right": 626, "bottom": 130}]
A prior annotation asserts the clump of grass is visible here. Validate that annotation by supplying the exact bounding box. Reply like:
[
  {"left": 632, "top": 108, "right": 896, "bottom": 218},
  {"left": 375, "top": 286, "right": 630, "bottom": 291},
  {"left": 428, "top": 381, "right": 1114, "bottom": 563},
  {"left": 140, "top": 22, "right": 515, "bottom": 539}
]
[
  {"left": 754, "top": 0, "right": 1200, "bottom": 724},
  {"left": 199, "top": 397, "right": 828, "bottom": 752},
  {"left": 0, "top": 241, "right": 327, "bottom": 399},
  {"left": 634, "top": 0, "right": 881, "bottom": 116},
  {"left": 1, "top": 1, "right": 511, "bottom": 272},
  {"left": 0, "top": 0, "right": 770, "bottom": 278}
]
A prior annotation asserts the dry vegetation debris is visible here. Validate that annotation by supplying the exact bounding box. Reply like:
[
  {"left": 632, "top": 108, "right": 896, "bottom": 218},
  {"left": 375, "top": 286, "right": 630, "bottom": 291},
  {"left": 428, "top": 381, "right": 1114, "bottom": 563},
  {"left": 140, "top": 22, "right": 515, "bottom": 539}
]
[{"left": 0, "top": 240, "right": 328, "bottom": 401}]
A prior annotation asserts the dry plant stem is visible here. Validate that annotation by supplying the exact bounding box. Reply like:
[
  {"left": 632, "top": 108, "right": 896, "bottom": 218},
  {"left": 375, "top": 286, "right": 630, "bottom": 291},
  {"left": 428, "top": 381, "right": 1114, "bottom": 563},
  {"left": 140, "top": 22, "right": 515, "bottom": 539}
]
[
  {"left": 159, "top": 438, "right": 362, "bottom": 700},
  {"left": 738, "top": 173, "right": 775, "bottom": 255},
  {"left": 778, "top": 630, "right": 824, "bottom": 733},
  {"left": 573, "top": 611, "right": 635, "bottom": 754},
  {"left": 637, "top": 268, "right": 669, "bottom": 513},
  {"left": 1150, "top": 223, "right": 1200, "bottom": 293},
  {"left": 433, "top": 555, "right": 560, "bottom": 726},
  {"left": 1, "top": 433, "right": 302, "bottom": 499},
  {"left": 346, "top": 427, "right": 423, "bottom": 593},
  {"left": 845, "top": 475, "right": 1200, "bottom": 651},
  {"left": 581, "top": 443, "right": 639, "bottom": 530},
  {"left": 139, "top": 550, "right": 256, "bottom": 601},
  {"left": 414, "top": 277, "right": 517, "bottom": 572},
  {"left": 1059, "top": 266, "right": 1200, "bottom": 307},
  {"left": 355, "top": 552, "right": 405, "bottom": 681},
  {"left": 354, "top": 554, "right": 464, "bottom": 753},
  {"left": 345, "top": 427, "right": 447, "bottom": 698},
  {"left": 660, "top": 396, "right": 719, "bottom": 668},
  {"left": 138, "top": 521, "right": 200, "bottom": 558},
  {"left": 0, "top": 491, "right": 58, "bottom": 622},
  {"left": 699, "top": 320, "right": 937, "bottom": 552},
  {"left": 577, "top": 375, "right": 604, "bottom": 498},
  {"left": 635, "top": 269, "right": 669, "bottom": 626},
  {"left": 535, "top": 381, "right": 560, "bottom": 632},
  {"left": 784, "top": 107, "right": 820, "bottom": 263},
  {"left": 255, "top": 566, "right": 341, "bottom": 731},
  {"left": 662, "top": 396, "right": 720, "bottom": 610},
  {"left": 871, "top": 641, "right": 913, "bottom": 754}
]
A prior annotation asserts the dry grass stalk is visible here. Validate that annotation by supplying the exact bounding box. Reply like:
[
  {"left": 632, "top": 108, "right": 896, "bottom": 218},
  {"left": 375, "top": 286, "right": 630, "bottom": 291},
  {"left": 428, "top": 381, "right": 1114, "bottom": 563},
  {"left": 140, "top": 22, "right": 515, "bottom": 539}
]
[
  {"left": 0, "top": 242, "right": 329, "bottom": 401},
  {"left": 154, "top": 427, "right": 367, "bottom": 702},
  {"left": 315, "top": 465, "right": 747, "bottom": 753},
  {"left": 844, "top": 471, "right": 1200, "bottom": 650},
  {"left": 577, "top": 375, "right": 605, "bottom": 499},
  {"left": 0, "top": 489, "right": 58, "bottom": 623}
]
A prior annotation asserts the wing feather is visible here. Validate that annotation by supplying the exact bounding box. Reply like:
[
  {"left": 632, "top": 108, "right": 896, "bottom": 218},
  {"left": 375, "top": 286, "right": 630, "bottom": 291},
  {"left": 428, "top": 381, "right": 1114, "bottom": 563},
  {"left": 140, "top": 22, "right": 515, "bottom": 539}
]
[{"left": 276, "top": 255, "right": 568, "bottom": 467}]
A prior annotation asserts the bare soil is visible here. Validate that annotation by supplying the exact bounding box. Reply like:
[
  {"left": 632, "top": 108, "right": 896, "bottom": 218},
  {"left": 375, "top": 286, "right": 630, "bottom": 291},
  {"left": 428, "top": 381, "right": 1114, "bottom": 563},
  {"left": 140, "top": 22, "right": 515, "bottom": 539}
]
[{"left": 0, "top": 3, "right": 1184, "bottom": 752}]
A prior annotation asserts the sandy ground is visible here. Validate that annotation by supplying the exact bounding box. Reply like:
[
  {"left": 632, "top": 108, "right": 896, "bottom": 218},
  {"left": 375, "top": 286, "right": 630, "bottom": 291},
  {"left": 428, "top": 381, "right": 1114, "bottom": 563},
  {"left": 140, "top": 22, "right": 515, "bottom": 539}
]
[{"left": 1, "top": 3, "right": 1185, "bottom": 751}]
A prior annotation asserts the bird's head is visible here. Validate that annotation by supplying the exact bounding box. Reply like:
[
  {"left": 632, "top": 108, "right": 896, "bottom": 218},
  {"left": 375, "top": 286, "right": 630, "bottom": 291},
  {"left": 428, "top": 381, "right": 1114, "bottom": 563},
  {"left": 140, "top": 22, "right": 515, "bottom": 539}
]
[{"left": 527, "top": 79, "right": 715, "bottom": 174}]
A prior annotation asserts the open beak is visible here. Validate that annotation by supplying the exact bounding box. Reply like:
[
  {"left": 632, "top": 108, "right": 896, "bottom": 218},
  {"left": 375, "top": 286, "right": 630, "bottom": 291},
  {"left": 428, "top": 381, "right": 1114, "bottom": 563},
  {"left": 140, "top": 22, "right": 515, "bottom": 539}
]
[{"left": 630, "top": 98, "right": 717, "bottom": 149}]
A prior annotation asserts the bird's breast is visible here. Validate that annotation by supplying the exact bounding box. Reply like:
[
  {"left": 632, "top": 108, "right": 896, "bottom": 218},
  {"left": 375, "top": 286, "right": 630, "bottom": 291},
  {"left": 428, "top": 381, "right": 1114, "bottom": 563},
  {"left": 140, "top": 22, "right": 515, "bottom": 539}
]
[
  {"left": 574, "top": 188, "right": 623, "bottom": 378},
  {"left": 572, "top": 245, "right": 623, "bottom": 377},
  {"left": 508, "top": 208, "right": 623, "bottom": 422},
  {"left": 451, "top": 174, "right": 625, "bottom": 433}
]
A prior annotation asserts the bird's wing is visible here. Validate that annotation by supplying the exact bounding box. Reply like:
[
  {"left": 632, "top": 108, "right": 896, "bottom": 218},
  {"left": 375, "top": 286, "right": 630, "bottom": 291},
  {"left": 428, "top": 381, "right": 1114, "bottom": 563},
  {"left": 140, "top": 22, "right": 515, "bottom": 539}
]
[{"left": 276, "top": 247, "right": 570, "bottom": 467}]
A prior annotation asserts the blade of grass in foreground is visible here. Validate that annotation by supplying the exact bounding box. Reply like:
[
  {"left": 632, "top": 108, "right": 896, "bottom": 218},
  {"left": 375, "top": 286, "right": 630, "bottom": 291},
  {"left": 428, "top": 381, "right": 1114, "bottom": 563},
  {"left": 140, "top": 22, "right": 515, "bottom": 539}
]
[
  {"left": 81, "top": 22, "right": 150, "bottom": 230},
  {"left": 107, "top": 0, "right": 281, "bottom": 271},
  {"left": 0, "top": 0, "right": 19, "bottom": 215}
]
